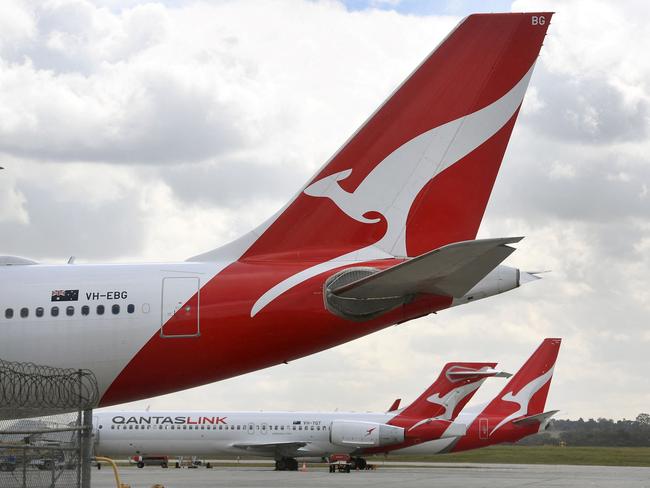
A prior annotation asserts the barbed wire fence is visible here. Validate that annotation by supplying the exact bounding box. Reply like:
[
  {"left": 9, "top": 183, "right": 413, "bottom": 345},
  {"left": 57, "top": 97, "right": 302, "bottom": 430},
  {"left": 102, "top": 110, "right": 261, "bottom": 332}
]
[{"left": 0, "top": 359, "right": 99, "bottom": 488}]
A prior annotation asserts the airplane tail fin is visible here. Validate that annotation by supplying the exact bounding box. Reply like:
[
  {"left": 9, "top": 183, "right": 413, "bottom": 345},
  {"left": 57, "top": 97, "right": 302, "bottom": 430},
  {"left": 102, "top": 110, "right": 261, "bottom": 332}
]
[
  {"left": 483, "top": 338, "right": 561, "bottom": 435},
  {"left": 190, "top": 13, "right": 553, "bottom": 263},
  {"left": 389, "top": 361, "right": 507, "bottom": 428}
]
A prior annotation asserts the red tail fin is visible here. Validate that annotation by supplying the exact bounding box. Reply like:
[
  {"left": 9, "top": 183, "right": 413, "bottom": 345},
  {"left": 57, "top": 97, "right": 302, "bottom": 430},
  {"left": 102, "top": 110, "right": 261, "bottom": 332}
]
[
  {"left": 389, "top": 362, "right": 500, "bottom": 429},
  {"left": 192, "top": 13, "right": 553, "bottom": 264},
  {"left": 483, "top": 338, "right": 561, "bottom": 435}
]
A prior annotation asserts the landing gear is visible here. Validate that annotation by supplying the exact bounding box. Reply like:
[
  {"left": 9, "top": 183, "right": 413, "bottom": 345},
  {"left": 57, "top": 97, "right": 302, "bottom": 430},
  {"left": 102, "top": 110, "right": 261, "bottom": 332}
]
[
  {"left": 275, "top": 457, "right": 298, "bottom": 471},
  {"left": 161, "top": 461, "right": 168, "bottom": 469},
  {"left": 136, "top": 461, "right": 145, "bottom": 469},
  {"left": 350, "top": 457, "right": 367, "bottom": 470}
]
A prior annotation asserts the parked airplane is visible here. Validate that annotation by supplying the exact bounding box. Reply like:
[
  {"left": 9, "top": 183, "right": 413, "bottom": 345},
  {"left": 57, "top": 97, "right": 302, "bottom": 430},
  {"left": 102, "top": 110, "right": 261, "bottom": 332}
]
[
  {"left": 93, "top": 339, "right": 560, "bottom": 471},
  {"left": 0, "top": 12, "right": 553, "bottom": 413},
  {"left": 95, "top": 360, "right": 507, "bottom": 470}
]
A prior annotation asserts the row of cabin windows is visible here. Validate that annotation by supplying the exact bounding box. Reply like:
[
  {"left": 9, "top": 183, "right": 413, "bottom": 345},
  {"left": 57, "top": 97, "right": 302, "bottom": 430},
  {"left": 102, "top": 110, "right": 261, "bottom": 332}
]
[
  {"left": 4, "top": 304, "right": 136, "bottom": 319},
  {"left": 107, "top": 424, "right": 327, "bottom": 431}
]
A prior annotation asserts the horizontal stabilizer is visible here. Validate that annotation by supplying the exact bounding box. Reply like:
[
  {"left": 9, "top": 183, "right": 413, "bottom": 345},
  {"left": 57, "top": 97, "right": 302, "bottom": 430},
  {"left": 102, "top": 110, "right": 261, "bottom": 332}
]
[
  {"left": 333, "top": 237, "right": 522, "bottom": 299},
  {"left": 447, "top": 367, "right": 512, "bottom": 380},
  {"left": 512, "top": 410, "right": 559, "bottom": 426}
]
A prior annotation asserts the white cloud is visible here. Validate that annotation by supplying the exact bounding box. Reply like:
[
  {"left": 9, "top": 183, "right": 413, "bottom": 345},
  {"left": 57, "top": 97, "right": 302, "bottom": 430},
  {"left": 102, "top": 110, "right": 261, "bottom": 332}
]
[{"left": 0, "top": 169, "right": 29, "bottom": 225}]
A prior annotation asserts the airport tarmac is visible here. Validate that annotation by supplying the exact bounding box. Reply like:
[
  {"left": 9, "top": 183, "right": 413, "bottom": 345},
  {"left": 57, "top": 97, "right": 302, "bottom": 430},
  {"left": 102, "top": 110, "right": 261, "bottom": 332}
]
[{"left": 91, "top": 463, "right": 650, "bottom": 487}]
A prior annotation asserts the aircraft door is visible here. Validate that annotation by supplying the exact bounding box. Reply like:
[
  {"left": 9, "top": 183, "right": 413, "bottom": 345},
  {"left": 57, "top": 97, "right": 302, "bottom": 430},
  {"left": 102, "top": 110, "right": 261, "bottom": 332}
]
[
  {"left": 161, "top": 277, "right": 200, "bottom": 338},
  {"left": 479, "top": 418, "right": 489, "bottom": 439}
]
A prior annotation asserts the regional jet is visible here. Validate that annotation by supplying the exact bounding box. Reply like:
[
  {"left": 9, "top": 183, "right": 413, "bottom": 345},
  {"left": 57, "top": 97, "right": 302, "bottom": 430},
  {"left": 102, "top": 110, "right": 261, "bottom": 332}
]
[
  {"left": 92, "top": 339, "right": 560, "bottom": 471},
  {"left": 0, "top": 13, "right": 552, "bottom": 413}
]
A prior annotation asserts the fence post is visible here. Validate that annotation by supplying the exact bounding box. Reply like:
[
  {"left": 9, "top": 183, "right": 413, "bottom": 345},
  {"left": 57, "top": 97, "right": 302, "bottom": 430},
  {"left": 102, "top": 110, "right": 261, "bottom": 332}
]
[
  {"left": 77, "top": 370, "right": 83, "bottom": 488},
  {"left": 81, "top": 409, "right": 93, "bottom": 488}
]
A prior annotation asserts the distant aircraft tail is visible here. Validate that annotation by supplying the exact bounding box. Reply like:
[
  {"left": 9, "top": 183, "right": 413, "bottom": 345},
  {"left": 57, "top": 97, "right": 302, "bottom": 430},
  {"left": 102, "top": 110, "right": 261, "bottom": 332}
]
[
  {"left": 389, "top": 361, "right": 507, "bottom": 429},
  {"left": 190, "top": 13, "right": 553, "bottom": 264},
  {"left": 481, "top": 338, "right": 561, "bottom": 436}
]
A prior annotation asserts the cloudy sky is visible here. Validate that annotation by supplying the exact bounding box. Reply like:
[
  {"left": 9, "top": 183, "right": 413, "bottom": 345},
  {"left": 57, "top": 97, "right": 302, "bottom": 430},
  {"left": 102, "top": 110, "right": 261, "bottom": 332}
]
[{"left": 1, "top": 0, "right": 648, "bottom": 420}]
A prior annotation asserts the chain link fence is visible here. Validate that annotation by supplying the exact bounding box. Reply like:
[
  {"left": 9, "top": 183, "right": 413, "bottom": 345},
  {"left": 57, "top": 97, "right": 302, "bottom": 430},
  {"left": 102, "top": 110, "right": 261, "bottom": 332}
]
[{"left": 0, "top": 359, "right": 98, "bottom": 488}]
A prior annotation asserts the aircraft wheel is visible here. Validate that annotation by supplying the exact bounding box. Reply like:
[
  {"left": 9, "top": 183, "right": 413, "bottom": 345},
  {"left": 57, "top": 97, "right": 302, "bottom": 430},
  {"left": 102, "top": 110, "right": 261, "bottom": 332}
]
[
  {"left": 287, "top": 458, "right": 298, "bottom": 471},
  {"left": 357, "top": 457, "right": 367, "bottom": 470},
  {"left": 206, "top": 462, "right": 212, "bottom": 469},
  {"left": 137, "top": 461, "right": 145, "bottom": 469},
  {"left": 275, "top": 459, "right": 286, "bottom": 471},
  {"left": 161, "top": 462, "right": 168, "bottom": 469}
]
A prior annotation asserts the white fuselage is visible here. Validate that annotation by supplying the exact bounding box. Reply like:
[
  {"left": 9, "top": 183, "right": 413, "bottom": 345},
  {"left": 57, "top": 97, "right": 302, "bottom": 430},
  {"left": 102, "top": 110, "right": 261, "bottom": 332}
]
[
  {"left": 0, "top": 262, "right": 222, "bottom": 395},
  {"left": 93, "top": 410, "right": 469, "bottom": 459},
  {"left": 95, "top": 411, "right": 392, "bottom": 459}
]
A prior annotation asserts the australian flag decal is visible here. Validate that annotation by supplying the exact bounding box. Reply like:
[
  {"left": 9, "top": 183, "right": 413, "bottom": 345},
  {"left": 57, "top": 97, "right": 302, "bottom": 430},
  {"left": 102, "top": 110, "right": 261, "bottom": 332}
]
[{"left": 51, "top": 289, "right": 79, "bottom": 302}]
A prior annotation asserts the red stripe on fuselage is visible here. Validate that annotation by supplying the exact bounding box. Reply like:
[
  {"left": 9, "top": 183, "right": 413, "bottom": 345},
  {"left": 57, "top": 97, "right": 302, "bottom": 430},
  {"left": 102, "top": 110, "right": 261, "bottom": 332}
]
[{"left": 100, "top": 260, "right": 452, "bottom": 406}]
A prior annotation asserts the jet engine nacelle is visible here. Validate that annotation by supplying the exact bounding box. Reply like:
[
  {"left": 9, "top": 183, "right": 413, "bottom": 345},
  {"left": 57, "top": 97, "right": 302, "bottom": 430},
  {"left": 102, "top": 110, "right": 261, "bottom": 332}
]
[{"left": 329, "top": 420, "right": 404, "bottom": 448}]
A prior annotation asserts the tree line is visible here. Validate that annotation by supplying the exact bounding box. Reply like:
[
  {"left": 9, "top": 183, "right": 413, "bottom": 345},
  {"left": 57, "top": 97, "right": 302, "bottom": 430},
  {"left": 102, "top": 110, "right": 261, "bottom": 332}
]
[{"left": 517, "top": 413, "right": 650, "bottom": 447}]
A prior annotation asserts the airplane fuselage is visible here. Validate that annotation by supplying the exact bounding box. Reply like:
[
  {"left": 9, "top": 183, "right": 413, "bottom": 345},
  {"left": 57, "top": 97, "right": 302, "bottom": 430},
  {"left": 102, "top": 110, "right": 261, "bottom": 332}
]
[
  {"left": 93, "top": 409, "right": 539, "bottom": 460},
  {"left": 1, "top": 258, "right": 487, "bottom": 406}
]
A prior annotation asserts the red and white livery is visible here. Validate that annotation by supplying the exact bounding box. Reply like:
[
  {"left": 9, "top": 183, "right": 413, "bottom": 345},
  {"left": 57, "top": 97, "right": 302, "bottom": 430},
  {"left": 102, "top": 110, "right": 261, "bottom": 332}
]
[
  {"left": 0, "top": 13, "right": 553, "bottom": 411},
  {"left": 92, "top": 339, "right": 561, "bottom": 470}
]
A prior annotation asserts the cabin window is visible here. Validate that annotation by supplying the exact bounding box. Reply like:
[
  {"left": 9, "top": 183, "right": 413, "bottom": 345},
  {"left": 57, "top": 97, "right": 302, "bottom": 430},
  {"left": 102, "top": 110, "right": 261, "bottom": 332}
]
[
  {"left": 81, "top": 305, "right": 90, "bottom": 316},
  {"left": 20, "top": 307, "right": 28, "bottom": 318},
  {"left": 51, "top": 306, "right": 59, "bottom": 317},
  {"left": 127, "top": 304, "right": 135, "bottom": 314},
  {"left": 66, "top": 306, "right": 74, "bottom": 317},
  {"left": 35, "top": 307, "right": 44, "bottom": 317},
  {"left": 112, "top": 304, "right": 120, "bottom": 315},
  {"left": 4, "top": 308, "right": 13, "bottom": 319},
  {"left": 111, "top": 426, "right": 115, "bottom": 430},
  {"left": 281, "top": 426, "right": 284, "bottom": 430},
  {"left": 97, "top": 305, "right": 105, "bottom": 315}
]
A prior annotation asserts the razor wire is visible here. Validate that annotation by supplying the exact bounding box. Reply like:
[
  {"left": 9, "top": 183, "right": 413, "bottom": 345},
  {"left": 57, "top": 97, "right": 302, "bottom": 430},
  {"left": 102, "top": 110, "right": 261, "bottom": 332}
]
[{"left": 0, "top": 359, "right": 99, "bottom": 420}]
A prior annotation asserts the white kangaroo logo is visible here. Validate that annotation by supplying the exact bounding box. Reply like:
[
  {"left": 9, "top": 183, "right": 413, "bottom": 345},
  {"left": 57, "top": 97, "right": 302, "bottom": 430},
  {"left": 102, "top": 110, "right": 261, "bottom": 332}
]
[
  {"left": 490, "top": 366, "right": 554, "bottom": 435},
  {"left": 407, "top": 379, "right": 486, "bottom": 431},
  {"left": 250, "top": 65, "right": 536, "bottom": 317}
]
